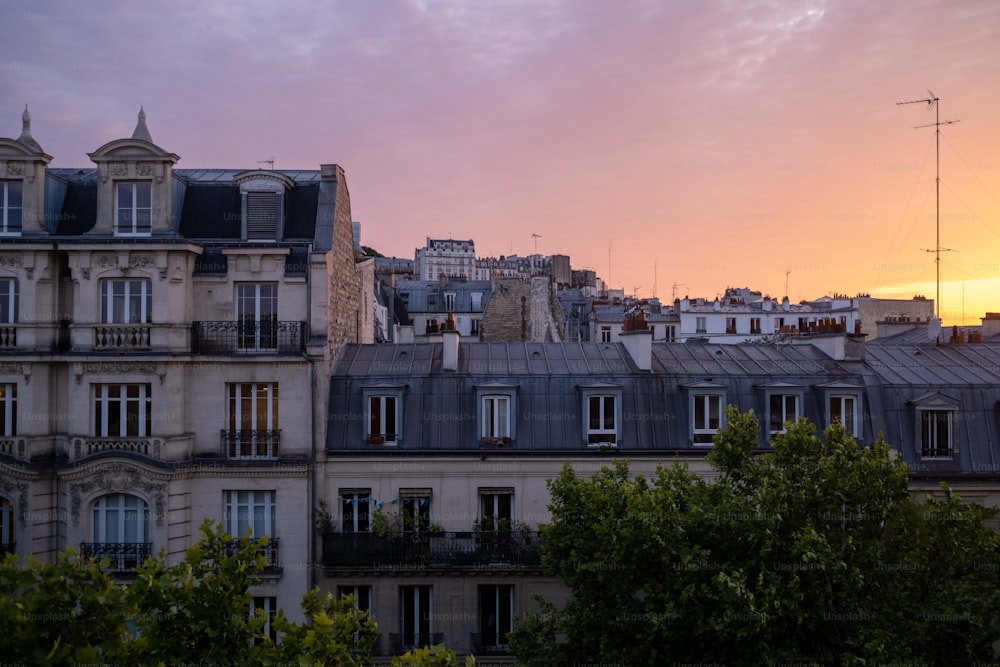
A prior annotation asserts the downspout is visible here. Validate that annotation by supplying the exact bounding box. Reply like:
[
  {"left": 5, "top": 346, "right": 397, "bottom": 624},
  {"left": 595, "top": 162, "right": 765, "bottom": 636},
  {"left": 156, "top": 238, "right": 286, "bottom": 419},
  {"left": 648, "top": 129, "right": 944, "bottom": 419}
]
[{"left": 304, "top": 243, "right": 318, "bottom": 591}]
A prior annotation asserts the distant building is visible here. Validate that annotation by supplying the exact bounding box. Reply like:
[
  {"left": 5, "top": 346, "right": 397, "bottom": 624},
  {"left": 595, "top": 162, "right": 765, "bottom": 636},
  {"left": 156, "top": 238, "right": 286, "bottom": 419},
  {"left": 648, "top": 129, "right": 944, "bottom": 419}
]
[{"left": 414, "top": 238, "right": 478, "bottom": 281}]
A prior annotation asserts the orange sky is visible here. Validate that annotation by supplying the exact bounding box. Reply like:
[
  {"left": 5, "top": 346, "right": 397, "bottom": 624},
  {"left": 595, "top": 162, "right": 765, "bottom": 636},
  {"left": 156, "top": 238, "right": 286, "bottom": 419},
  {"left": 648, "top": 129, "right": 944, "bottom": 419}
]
[{"left": 4, "top": 0, "right": 999, "bottom": 324}]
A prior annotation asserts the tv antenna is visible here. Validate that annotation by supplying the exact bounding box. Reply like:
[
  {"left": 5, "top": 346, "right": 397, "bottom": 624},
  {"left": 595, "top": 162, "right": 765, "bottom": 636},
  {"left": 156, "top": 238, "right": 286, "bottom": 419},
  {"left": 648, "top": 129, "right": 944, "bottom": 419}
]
[
  {"left": 897, "top": 90, "right": 959, "bottom": 319},
  {"left": 671, "top": 282, "right": 688, "bottom": 301},
  {"left": 257, "top": 156, "right": 275, "bottom": 169},
  {"left": 784, "top": 270, "right": 791, "bottom": 299}
]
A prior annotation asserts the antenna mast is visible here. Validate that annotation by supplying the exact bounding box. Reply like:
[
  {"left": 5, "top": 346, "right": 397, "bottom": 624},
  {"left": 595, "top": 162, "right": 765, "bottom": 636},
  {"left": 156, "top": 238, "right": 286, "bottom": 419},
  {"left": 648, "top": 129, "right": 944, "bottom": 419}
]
[
  {"left": 897, "top": 90, "right": 959, "bottom": 320},
  {"left": 257, "top": 156, "right": 275, "bottom": 169}
]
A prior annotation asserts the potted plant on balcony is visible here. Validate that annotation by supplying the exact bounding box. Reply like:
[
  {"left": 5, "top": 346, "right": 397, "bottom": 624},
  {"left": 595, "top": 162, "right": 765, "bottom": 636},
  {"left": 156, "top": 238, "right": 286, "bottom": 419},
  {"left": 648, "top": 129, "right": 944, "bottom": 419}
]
[
  {"left": 515, "top": 520, "right": 532, "bottom": 545},
  {"left": 481, "top": 436, "right": 499, "bottom": 447},
  {"left": 372, "top": 508, "right": 399, "bottom": 538},
  {"left": 315, "top": 500, "right": 336, "bottom": 537}
]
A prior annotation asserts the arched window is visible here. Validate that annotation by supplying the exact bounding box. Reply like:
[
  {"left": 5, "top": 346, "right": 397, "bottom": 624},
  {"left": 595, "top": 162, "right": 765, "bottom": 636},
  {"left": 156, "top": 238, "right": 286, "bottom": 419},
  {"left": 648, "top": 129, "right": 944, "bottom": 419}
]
[
  {"left": 86, "top": 493, "right": 151, "bottom": 571},
  {"left": 0, "top": 496, "right": 13, "bottom": 554}
]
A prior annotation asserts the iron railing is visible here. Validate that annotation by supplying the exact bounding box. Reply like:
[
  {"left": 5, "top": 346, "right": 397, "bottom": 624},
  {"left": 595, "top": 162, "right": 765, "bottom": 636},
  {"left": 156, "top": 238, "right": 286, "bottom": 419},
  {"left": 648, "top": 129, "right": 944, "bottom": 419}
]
[
  {"left": 389, "top": 633, "right": 443, "bottom": 655},
  {"left": 470, "top": 633, "right": 510, "bottom": 655},
  {"left": 322, "top": 531, "right": 543, "bottom": 570},
  {"left": 221, "top": 430, "right": 281, "bottom": 460},
  {"left": 79, "top": 542, "right": 152, "bottom": 572},
  {"left": 192, "top": 320, "right": 305, "bottom": 354},
  {"left": 223, "top": 537, "right": 281, "bottom": 569}
]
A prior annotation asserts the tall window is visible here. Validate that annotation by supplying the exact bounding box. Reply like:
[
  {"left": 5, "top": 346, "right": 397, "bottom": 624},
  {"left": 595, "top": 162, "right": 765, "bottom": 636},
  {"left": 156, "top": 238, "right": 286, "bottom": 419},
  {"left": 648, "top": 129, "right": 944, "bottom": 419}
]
[
  {"left": 695, "top": 317, "right": 707, "bottom": 334},
  {"left": 750, "top": 318, "right": 761, "bottom": 334},
  {"left": 444, "top": 293, "right": 456, "bottom": 311},
  {"left": 480, "top": 491, "right": 513, "bottom": 531},
  {"left": 116, "top": 182, "right": 152, "bottom": 235},
  {"left": 251, "top": 597, "right": 278, "bottom": 642},
  {"left": 600, "top": 326, "right": 611, "bottom": 342},
  {"left": 665, "top": 325, "right": 677, "bottom": 342},
  {"left": 829, "top": 395, "right": 858, "bottom": 437},
  {"left": 692, "top": 394, "right": 722, "bottom": 444},
  {"left": 0, "top": 181, "right": 22, "bottom": 235},
  {"left": 479, "top": 585, "right": 514, "bottom": 651},
  {"left": 725, "top": 317, "right": 737, "bottom": 334},
  {"left": 482, "top": 395, "right": 510, "bottom": 440},
  {"left": 769, "top": 394, "right": 799, "bottom": 435},
  {"left": 236, "top": 283, "right": 278, "bottom": 351},
  {"left": 0, "top": 496, "right": 14, "bottom": 552},
  {"left": 224, "top": 490, "right": 276, "bottom": 538},
  {"left": 341, "top": 490, "right": 371, "bottom": 532},
  {"left": 0, "top": 279, "right": 17, "bottom": 323},
  {"left": 400, "top": 492, "right": 431, "bottom": 532},
  {"left": 100, "top": 279, "right": 151, "bottom": 323},
  {"left": 400, "top": 586, "right": 432, "bottom": 650},
  {"left": 368, "top": 395, "right": 397, "bottom": 443},
  {"left": 587, "top": 394, "right": 618, "bottom": 445},
  {"left": 94, "top": 384, "right": 151, "bottom": 437},
  {"left": 339, "top": 585, "right": 372, "bottom": 616},
  {"left": 92, "top": 494, "right": 149, "bottom": 544},
  {"left": 920, "top": 410, "right": 953, "bottom": 458},
  {"left": 227, "top": 383, "right": 279, "bottom": 458},
  {"left": 0, "top": 384, "right": 15, "bottom": 437}
]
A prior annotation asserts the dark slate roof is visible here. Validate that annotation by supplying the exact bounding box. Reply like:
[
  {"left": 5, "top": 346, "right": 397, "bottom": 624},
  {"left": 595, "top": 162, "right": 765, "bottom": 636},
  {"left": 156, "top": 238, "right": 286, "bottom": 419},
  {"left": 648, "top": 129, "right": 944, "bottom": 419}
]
[
  {"left": 395, "top": 280, "right": 491, "bottom": 313},
  {"left": 865, "top": 344, "right": 1000, "bottom": 386},
  {"left": 178, "top": 185, "right": 241, "bottom": 238},
  {"left": 284, "top": 184, "right": 318, "bottom": 240},
  {"left": 48, "top": 168, "right": 97, "bottom": 235}
]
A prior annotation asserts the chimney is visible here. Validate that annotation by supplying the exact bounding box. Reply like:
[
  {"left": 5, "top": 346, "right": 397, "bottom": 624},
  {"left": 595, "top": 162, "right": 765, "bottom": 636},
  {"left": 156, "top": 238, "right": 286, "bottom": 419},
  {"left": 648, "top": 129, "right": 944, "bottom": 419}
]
[
  {"left": 619, "top": 328, "right": 653, "bottom": 371},
  {"left": 782, "top": 296, "right": 790, "bottom": 312},
  {"left": 762, "top": 299, "right": 773, "bottom": 312},
  {"left": 982, "top": 313, "right": 1000, "bottom": 337},
  {"left": 442, "top": 328, "right": 460, "bottom": 371}
]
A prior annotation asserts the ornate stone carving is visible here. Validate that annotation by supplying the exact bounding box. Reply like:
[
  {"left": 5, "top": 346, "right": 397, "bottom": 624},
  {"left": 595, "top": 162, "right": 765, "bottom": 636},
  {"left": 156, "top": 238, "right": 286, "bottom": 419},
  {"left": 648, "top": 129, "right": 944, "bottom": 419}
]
[
  {"left": 136, "top": 164, "right": 153, "bottom": 177},
  {"left": 128, "top": 255, "right": 154, "bottom": 268},
  {"left": 0, "top": 476, "right": 28, "bottom": 526},
  {"left": 110, "top": 162, "right": 128, "bottom": 177},
  {"left": 69, "top": 463, "right": 166, "bottom": 527},
  {"left": 96, "top": 255, "right": 119, "bottom": 268},
  {"left": 81, "top": 362, "right": 159, "bottom": 375},
  {"left": 6, "top": 162, "right": 23, "bottom": 176},
  {"left": 0, "top": 256, "right": 23, "bottom": 269},
  {"left": 80, "top": 267, "right": 91, "bottom": 280}
]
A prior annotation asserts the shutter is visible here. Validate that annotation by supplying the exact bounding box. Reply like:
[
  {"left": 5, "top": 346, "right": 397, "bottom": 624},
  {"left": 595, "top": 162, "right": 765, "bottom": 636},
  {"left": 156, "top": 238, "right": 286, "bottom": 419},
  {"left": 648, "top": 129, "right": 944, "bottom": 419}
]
[{"left": 246, "top": 192, "right": 277, "bottom": 239}]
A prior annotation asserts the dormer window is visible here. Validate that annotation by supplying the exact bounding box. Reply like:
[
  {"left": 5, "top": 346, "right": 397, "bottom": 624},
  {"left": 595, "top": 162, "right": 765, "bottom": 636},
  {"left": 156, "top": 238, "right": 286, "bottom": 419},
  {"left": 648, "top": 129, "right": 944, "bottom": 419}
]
[
  {"left": 0, "top": 181, "right": 22, "bottom": 235},
  {"left": 246, "top": 191, "right": 278, "bottom": 240},
  {"left": 234, "top": 171, "right": 293, "bottom": 242},
  {"left": 115, "top": 182, "right": 152, "bottom": 235},
  {"left": 911, "top": 392, "right": 960, "bottom": 460}
]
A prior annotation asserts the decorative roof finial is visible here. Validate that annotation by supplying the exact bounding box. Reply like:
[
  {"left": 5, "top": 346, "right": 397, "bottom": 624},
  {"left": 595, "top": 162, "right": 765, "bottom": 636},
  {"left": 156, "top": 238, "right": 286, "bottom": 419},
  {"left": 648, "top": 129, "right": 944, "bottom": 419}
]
[
  {"left": 17, "top": 104, "right": 43, "bottom": 153},
  {"left": 131, "top": 105, "right": 153, "bottom": 143}
]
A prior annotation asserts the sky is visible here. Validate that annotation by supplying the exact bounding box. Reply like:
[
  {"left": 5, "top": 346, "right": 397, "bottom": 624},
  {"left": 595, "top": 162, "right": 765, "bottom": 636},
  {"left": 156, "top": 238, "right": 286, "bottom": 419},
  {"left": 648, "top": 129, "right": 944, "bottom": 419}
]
[{"left": 2, "top": 0, "right": 999, "bottom": 324}]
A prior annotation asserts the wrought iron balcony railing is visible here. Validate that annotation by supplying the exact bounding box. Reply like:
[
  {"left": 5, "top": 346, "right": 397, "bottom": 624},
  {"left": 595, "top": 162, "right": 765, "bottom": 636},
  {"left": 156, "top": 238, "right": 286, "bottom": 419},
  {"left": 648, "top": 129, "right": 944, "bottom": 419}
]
[
  {"left": 192, "top": 320, "right": 305, "bottom": 354},
  {"left": 389, "top": 633, "right": 444, "bottom": 656},
  {"left": 322, "top": 531, "right": 543, "bottom": 570},
  {"left": 470, "top": 633, "right": 510, "bottom": 655},
  {"left": 94, "top": 324, "right": 151, "bottom": 350},
  {"left": 223, "top": 537, "right": 281, "bottom": 569},
  {"left": 79, "top": 542, "right": 152, "bottom": 572},
  {"left": 221, "top": 430, "right": 281, "bottom": 460}
]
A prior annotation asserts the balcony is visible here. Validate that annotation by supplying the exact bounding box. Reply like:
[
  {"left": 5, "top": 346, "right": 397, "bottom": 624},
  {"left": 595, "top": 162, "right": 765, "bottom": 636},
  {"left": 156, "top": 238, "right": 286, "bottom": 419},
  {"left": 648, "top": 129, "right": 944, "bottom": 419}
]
[
  {"left": 72, "top": 436, "right": 162, "bottom": 460},
  {"left": 223, "top": 537, "right": 281, "bottom": 570},
  {"left": 79, "top": 542, "right": 152, "bottom": 573},
  {"left": 322, "top": 531, "right": 543, "bottom": 571},
  {"left": 0, "top": 325, "right": 16, "bottom": 349},
  {"left": 192, "top": 320, "right": 305, "bottom": 354},
  {"left": 221, "top": 430, "right": 280, "bottom": 460},
  {"left": 389, "top": 633, "right": 444, "bottom": 655},
  {"left": 93, "top": 324, "right": 151, "bottom": 350},
  {"left": 470, "top": 633, "right": 510, "bottom": 656},
  {"left": 0, "top": 437, "right": 25, "bottom": 459}
]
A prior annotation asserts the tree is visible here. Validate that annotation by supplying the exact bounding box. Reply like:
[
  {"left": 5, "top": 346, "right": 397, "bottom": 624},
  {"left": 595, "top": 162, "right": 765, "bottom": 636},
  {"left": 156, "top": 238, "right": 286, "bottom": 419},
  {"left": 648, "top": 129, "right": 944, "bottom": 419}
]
[
  {"left": 0, "top": 520, "right": 466, "bottom": 666},
  {"left": 509, "top": 408, "right": 1000, "bottom": 666}
]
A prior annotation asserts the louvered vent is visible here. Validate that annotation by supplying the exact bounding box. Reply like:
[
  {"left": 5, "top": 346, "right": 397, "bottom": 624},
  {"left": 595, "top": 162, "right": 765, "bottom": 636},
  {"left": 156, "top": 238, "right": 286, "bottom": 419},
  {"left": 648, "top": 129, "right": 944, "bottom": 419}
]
[{"left": 246, "top": 192, "right": 277, "bottom": 239}]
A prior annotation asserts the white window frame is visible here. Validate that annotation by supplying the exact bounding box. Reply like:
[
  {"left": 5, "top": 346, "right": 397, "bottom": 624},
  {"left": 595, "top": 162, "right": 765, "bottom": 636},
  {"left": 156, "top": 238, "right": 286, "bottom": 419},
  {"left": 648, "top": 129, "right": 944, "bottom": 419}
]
[
  {"left": 444, "top": 292, "right": 456, "bottom": 311},
  {"left": 340, "top": 490, "right": 371, "bottom": 533},
  {"left": 400, "top": 585, "right": 432, "bottom": 650},
  {"left": 92, "top": 493, "right": 149, "bottom": 544},
  {"left": 363, "top": 386, "right": 404, "bottom": 445},
  {"left": 251, "top": 596, "right": 278, "bottom": 642},
  {"left": 918, "top": 409, "right": 954, "bottom": 459},
  {"left": 115, "top": 181, "right": 152, "bottom": 236},
  {"left": 228, "top": 382, "right": 279, "bottom": 432},
  {"left": 339, "top": 585, "right": 373, "bottom": 616},
  {"left": 581, "top": 387, "right": 622, "bottom": 447},
  {"left": 224, "top": 490, "right": 276, "bottom": 538},
  {"left": 828, "top": 394, "right": 860, "bottom": 438},
  {"left": 479, "top": 584, "right": 514, "bottom": 651},
  {"left": 94, "top": 384, "right": 151, "bottom": 437},
  {"left": 482, "top": 395, "right": 510, "bottom": 440},
  {"left": 0, "top": 279, "right": 17, "bottom": 324},
  {"left": 691, "top": 393, "right": 724, "bottom": 446},
  {"left": 600, "top": 326, "right": 612, "bottom": 342},
  {"left": 100, "top": 278, "right": 152, "bottom": 324},
  {"left": 400, "top": 491, "right": 432, "bottom": 533},
  {"left": 695, "top": 316, "right": 707, "bottom": 334},
  {"left": 368, "top": 394, "right": 398, "bottom": 443},
  {"left": 0, "top": 383, "right": 15, "bottom": 437},
  {"left": 725, "top": 317, "right": 737, "bottom": 334},
  {"left": 0, "top": 181, "right": 22, "bottom": 235},
  {"left": 665, "top": 325, "right": 676, "bottom": 342},
  {"left": 236, "top": 283, "right": 279, "bottom": 352},
  {"left": 479, "top": 490, "right": 513, "bottom": 530},
  {"left": 768, "top": 393, "right": 800, "bottom": 435},
  {"left": 750, "top": 317, "right": 761, "bottom": 334}
]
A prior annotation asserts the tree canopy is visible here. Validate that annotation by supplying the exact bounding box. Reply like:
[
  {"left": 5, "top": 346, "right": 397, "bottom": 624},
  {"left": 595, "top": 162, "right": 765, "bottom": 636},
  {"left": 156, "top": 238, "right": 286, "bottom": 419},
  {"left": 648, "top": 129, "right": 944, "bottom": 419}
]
[
  {"left": 0, "top": 520, "right": 469, "bottom": 667},
  {"left": 509, "top": 407, "right": 1000, "bottom": 666}
]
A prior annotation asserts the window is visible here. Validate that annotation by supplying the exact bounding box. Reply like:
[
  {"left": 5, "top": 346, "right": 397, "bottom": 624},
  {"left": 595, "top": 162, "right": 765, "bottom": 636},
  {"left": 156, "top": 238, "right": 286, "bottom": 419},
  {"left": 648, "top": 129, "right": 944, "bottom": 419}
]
[
  {"left": 444, "top": 293, "right": 456, "bottom": 311},
  {"left": 471, "top": 292, "right": 483, "bottom": 311},
  {"left": 93, "top": 494, "right": 149, "bottom": 544},
  {"left": 236, "top": 283, "right": 278, "bottom": 351},
  {"left": 0, "top": 181, "right": 22, "bottom": 235},
  {"left": 94, "top": 384, "right": 151, "bottom": 437},
  {"left": 665, "top": 325, "right": 677, "bottom": 342},
  {"left": 116, "top": 182, "right": 152, "bottom": 235},
  {"left": 471, "top": 318, "right": 480, "bottom": 335},
  {"left": 339, "top": 585, "right": 372, "bottom": 616},
  {"left": 368, "top": 395, "right": 397, "bottom": 443},
  {"left": 725, "top": 317, "right": 737, "bottom": 334},
  {"left": 692, "top": 394, "right": 722, "bottom": 445},
  {"left": 226, "top": 383, "right": 279, "bottom": 458},
  {"left": 769, "top": 394, "right": 799, "bottom": 435},
  {"left": 0, "top": 279, "right": 17, "bottom": 323},
  {"left": 0, "top": 496, "right": 14, "bottom": 552},
  {"left": 479, "top": 585, "right": 514, "bottom": 652},
  {"left": 775, "top": 317, "right": 785, "bottom": 332},
  {"left": 828, "top": 395, "right": 858, "bottom": 437},
  {"left": 482, "top": 395, "right": 510, "bottom": 441},
  {"left": 696, "top": 317, "right": 707, "bottom": 334},
  {"left": 251, "top": 597, "right": 278, "bottom": 642},
  {"left": 246, "top": 191, "right": 278, "bottom": 240},
  {"left": 750, "top": 317, "right": 761, "bottom": 334},
  {"left": 400, "top": 491, "right": 432, "bottom": 532},
  {"left": 586, "top": 394, "right": 618, "bottom": 445},
  {"left": 341, "top": 490, "right": 371, "bottom": 532},
  {"left": 224, "top": 490, "right": 276, "bottom": 538},
  {"left": 400, "top": 585, "right": 432, "bottom": 650},
  {"left": 919, "top": 410, "right": 953, "bottom": 458},
  {"left": 100, "top": 279, "right": 151, "bottom": 324},
  {"left": 600, "top": 326, "right": 611, "bottom": 342},
  {"left": 479, "top": 490, "right": 513, "bottom": 531},
  {"left": 0, "top": 384, "right": 15, "bottom": 437}
]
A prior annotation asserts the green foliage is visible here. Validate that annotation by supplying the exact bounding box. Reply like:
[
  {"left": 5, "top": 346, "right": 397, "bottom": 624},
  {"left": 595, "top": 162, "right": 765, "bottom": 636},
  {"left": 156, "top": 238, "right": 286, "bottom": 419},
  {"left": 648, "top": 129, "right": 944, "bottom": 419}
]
[
  {"left": 268, "top": 590, "right": 379, "bottom": 666},
  {"left": 392, "top": 643, "right": 474, "bottom": 666},
  {"left": 510, "top": 408, "right": 1000, "bottom": 666}
]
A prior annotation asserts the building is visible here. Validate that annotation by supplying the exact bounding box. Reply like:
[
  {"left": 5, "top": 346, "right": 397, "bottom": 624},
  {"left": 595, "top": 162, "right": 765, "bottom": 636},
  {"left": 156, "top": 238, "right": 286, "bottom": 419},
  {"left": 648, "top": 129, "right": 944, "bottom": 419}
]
[
  {"left": 0, "top": 108, "right": 364, "bottom": 622},
  {"left": 414, "top": 238, "right": 479, "bottom": 281},
  {"left": 394, "top": 278, "right": 491, "bottom": 340}
]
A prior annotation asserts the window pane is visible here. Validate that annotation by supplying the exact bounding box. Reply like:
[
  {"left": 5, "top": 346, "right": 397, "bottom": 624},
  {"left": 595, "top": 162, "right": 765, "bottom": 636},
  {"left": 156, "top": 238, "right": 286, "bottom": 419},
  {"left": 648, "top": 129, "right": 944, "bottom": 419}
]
[
  {"left": 602, "top": 396, "right": 615, "bottom": 429},
  {"left": 135, "top": 183, "right": 151, "bottom": 208},
  {"left": 118, "top": 183, "right": 133, "bottom": 208},
  {"left": 588, "top": 396, "right": 600, "bottom": 430}
]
